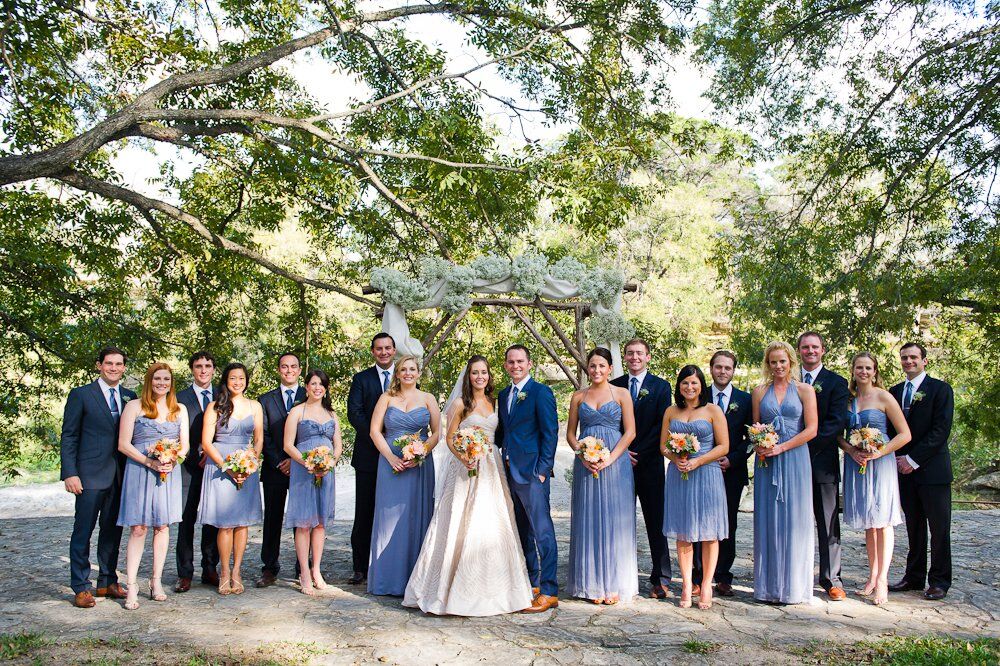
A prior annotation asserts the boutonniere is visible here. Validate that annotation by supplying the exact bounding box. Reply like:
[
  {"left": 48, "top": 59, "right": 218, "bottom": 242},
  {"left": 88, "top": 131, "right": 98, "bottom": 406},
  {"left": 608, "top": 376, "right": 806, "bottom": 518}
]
[
  {"left": 912, "top": 391, "right": 925, "bottom": 403},
  {"left": 812, "top": 382, "right": 823, "bottom": 394},
  {"left": 516, "top": 390, "right": 527, "bottom": 403},
  {"left": 727, "top": 402, "right": 739, "bottom": 413},
  {"left": 637, "top": 388, "right": 649, "bottom": 400},
  {"left": 121, "top": 395, "right": 132, "bottom": 404}
]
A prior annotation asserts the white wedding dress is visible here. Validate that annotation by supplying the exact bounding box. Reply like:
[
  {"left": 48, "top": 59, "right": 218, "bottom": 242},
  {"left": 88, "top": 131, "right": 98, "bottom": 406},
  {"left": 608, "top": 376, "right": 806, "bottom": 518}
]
[{"left": 403, "top": 411, "right": 534, "bottom": 615}]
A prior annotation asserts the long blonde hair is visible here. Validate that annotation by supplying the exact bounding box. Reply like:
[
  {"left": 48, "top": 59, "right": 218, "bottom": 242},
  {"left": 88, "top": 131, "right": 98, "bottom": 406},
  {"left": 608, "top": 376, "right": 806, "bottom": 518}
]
[
  {"left": 849, "top": 351, "right": 886, "bottom": 395},
  {"left": 388, "top": 355, "right": 420, "bottom": 396},
  {"left": 760, "top": 341, "right": 798, "bottom": 385}
]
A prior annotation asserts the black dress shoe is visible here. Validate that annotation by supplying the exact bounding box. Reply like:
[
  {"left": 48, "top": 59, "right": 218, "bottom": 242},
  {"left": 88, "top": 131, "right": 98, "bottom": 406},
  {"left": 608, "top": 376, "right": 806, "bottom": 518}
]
[
  {"left": 888, "top": 579, "right": 922, "bottom": 592},
  {"left": 924, "top": 586, "right": 947, "bottom": 600},
  {"left": 201, "top": 570, "right": 220, "bottom": 587},
  {"left": 347, "top": 571, "right": 366, "bottom": 585},
  {"left": 174, "top": 577, "right": 192, "bottom": 593},
  {"left": 715, "top": 582, "right": 734, "bottom": 597},
  {"left": 256, "top": 571, "right": 277, "bottom": 588}
]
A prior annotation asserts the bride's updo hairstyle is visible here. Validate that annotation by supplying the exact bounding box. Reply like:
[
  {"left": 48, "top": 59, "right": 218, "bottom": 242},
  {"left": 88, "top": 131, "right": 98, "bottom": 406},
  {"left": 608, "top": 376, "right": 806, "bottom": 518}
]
[{"left": 459, "top": 355, "right": 496, "bottom": 422}]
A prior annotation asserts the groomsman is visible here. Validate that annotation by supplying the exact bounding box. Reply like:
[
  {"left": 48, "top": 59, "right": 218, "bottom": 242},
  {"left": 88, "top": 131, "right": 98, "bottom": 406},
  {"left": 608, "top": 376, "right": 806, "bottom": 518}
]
[
  {"left": 60, "top": 347, "right": 137, "bottom": 608},
  {"left": 347, "top": 333, "right": 396, "bottom": 584},
  {"left": 798, "top": 331, "right": 849, "bottom": 600},
  {"left": 174, "top": 351, "right": 220, "bottom": 592},
  {"left": 705, "top": 350, "right": 753, "bottom": 596},
  {"left": 888, "top": 342, "right": 954, "bottom": 600},
  {"left": 258, "top": 352, "right": 305, "bottom": 587},
  {"left": 611, "top": 338, "right": 672, "bottom": 598}
]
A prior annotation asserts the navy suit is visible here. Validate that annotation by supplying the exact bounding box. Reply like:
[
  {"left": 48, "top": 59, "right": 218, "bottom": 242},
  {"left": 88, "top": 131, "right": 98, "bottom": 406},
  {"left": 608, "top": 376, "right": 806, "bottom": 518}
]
[
  {"left": 60, "top": 380, "right": 136, "bottom": 593},
  {"left": 496, "top": 378, "right": 559, "bottom": 596},
  {"left": 347, "top": 366, "right": 387, "bottom": 574},
  {"left": 805, "top": 366, "right": 850, "bottom": 591},
  {"left": 889, "top": 375, "right": 954, "bottom": 590},
  {"left": 175, "top": 384, "right": 219, "bottom": 579},
  {"left": 259, "top": 385, "right": 305, "bottom": 575},
  {"left": 611, "top": 372, "right": 672, "bottom": 586}
]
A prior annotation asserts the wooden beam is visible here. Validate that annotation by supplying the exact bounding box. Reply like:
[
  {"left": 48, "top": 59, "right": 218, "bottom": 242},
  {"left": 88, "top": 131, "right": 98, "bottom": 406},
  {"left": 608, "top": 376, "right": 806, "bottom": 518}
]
[
  {"left": 509, "top": 305, "right": 580, "bottom": 389},
  {"left": 535, "top": 299, "right": 586, "bottom": 368},
  {"left": 575, "top": 304, "right": 587, "bottom": 386},
  {"left": 472, "top": 297, "right": 578, "bottom": 311},
  {"left": 420, "top": 312, "right": 453, "bottom": 350},
  {"left": 422, "top": 308, "right": 469, "bottom": 366}
]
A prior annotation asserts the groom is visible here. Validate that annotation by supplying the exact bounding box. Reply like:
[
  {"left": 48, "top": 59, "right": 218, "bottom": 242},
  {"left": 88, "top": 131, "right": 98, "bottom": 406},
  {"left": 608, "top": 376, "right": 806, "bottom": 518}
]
[{"left": 497, "top": 344, "right": 559, "bottom": 613}]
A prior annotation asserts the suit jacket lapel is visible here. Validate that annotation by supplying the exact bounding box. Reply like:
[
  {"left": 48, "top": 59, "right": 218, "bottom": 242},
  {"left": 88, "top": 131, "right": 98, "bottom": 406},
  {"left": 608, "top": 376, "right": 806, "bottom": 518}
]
[{"left": 89, "top": 381, "right": 115, "bottom": 425}]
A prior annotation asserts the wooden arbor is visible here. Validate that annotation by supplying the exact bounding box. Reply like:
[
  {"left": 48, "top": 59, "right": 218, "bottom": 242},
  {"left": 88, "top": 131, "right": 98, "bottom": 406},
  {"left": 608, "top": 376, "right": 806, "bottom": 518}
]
[{"left": 363, "top": 283, "right": 638, "bottom": 389}]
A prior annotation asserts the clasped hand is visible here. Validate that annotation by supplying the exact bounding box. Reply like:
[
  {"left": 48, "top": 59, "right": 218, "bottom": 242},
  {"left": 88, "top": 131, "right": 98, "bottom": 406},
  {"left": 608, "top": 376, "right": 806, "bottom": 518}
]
[
  {"left": 387, "top": 453, "right": 416, "bottom": 473},
  {"left": 755, "top": 444, "right": 783, "bottom": 458},
  {"left": 148, "top": 459, "right": 175, "bottom": 474},
  {"left": 849, "top": 448, "right": 874, "bottom": 467},
  {"left": 674, "top": 456, "right": 701, "bottom": 474}
]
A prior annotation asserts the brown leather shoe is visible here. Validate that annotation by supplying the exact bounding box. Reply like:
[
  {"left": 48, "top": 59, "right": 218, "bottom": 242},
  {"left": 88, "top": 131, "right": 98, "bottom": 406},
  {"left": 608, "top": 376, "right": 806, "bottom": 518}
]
[
  {"left": 691, "top": 583, "right": 701, "bottom": 597},
  {"left": 201, "top": 570, "right": 220, "bottom": 586},
  {"left": 522, "top": 594, "right": 558, "bottom": 613},
  {"left": 828, "top": 586, "right": 847, "bottom": 601},
  {"left": 715, "top": 582, "right": 734, "bottom": 597},
  {"left": 924, "top": 586, "right": 947, "bottom": 600},
  {"left": 649, "top": 585, "right": 667, "bottom": 599},
  {"left": 95, "top": 583, "right": 127, "bottom": 599},
  {"left": 73, "top": 590, "right": 96, "bottom": 608},
  {"left": 174, "top": 577, "right": 192, "bottom": 593},
  {"left": 256, "top": 571, "right": 277, "bottom": 588}
]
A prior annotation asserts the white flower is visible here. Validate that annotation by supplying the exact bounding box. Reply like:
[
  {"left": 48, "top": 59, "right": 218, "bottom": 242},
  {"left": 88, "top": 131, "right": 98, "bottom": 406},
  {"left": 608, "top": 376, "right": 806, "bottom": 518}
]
[
  {"left": 418, "top": 255, "right": 452, "bottom": 283},
  {"left": 550, "top": 256, "right": 586, "bottom": 283},
  {"left": 511, "top": 251, "right": 549, "bottom": 299},
  {"left": 579, "top": 267, "right": 626, "bottom": 308},
  {"left": 586, "top": 311, "right": 635, "bottom": 343},
  {"left": 471, "top": 254, "right": 510, "bottom": 281},
  {"left": 371, "top": 268, "right": 430, "bottom": 310}
]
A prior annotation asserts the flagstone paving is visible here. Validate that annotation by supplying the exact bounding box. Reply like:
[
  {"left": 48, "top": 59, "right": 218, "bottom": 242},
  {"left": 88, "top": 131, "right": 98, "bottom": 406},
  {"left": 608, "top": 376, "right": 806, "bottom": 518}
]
[{"left": 1, "top": 450, "right": 997, "bottom": 664}]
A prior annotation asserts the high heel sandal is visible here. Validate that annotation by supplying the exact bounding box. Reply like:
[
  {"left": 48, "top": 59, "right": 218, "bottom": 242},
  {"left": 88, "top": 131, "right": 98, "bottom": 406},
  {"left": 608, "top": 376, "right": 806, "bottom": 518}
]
[
  {"left": 299, "top": 576, "right": 316, "bottom": 596},
  {"left": 218, "top": 575, "right": 232, "bottom": 595},
  {"left": 149, "top": 579, "right": 167, "bottom": 602},
  {"left": 230, "top": 576, "right": 245, "bottom": 595},
  {"left": 124, "top": 580, "right": 139, "bottom": 610},
  {"left": 311, "top": 570, "right": 327, "bottom": 591},
  {"left": 698, "top": 593, "right": 713, "bottom": 610},
  {"left": 679, "top": 585, "right": 693, "bottom": 608},
  {"left": 872, "top": 581, "right": 888, "bottom": 606}
]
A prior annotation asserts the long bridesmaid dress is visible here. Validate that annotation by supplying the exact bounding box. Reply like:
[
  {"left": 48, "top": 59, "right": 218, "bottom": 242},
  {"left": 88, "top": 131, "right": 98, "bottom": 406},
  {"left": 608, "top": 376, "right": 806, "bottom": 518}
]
[
  {"left": 368, "top": 406, "right": 435, "bottom": 596},
  {"left": 753, "top": 383, "right": 814, "bottom": 604}
]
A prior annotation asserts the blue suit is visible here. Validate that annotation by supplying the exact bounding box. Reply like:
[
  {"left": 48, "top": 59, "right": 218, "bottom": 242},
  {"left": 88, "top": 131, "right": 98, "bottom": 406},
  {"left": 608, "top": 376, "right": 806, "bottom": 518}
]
[
  {"left": 60, "top": 380, "right": 136, "bottom": 593},
  {"left": 496, "top": 378, "right": 559, "bottom": 596}
]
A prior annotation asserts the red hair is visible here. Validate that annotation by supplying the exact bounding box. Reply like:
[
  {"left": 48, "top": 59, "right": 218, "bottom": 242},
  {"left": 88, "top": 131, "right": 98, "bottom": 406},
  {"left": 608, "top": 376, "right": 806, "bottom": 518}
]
[{"left": 141, "top": 362, "right": 181, "bottom": 421}]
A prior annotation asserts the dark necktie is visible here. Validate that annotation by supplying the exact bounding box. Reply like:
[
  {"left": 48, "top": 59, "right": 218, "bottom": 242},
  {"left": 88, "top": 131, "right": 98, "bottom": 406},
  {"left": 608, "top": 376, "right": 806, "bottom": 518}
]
[
  {"left": 717, "top": 391, "right": 725, "bottom": 409},
  {"left": 630, "top": 377, "right": 639, "bottom": 401},
  {"left": 201, "top": 390, "right": 211, "bottom": 410},
  {"left": 803, "top": 372, "right": 813, "bottom": 385},
  {"left": 382, "top": 370, "right": 390, "bottom": 392},
  {"left": 902, "top": 381, "right": 913, "bottom": 415},
  {"left": 108, "top": 388, "right": 120, "bottom": 421},
  {"left": 285, "top": 389, "right": 295, "bottom": 411}
]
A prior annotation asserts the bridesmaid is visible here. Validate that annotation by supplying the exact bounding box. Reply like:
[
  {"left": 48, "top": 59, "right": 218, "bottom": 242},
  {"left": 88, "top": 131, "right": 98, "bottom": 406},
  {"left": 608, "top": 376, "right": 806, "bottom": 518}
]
[
  {"left": 839, "top": 352, "right": 911, "bottom": 605},
  {"left": 566, "top": 347, "right": 637, "bottom": 604},
  {"left": 752, "top": 341, "right": 818, "bottom": 604},
  {"left": 117, "top": 363, "right": 190, "bottom": 610},
  {"left": 197, "top": 363, "right": 264, "bottom": 595},
  {"left": 283, "top": 369, "right": 343, "bottom": 596},
  {"left": 367, "top": 355, "right": 441, "bottom": 596},
  {"left": 661, "top": 365, "right": 730, "bottom": 609}
]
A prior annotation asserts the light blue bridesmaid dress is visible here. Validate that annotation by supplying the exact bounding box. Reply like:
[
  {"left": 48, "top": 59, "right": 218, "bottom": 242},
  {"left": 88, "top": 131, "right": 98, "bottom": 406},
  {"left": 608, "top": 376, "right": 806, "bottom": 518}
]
[
  {"left": 662, "top": 419, "right": 729, "bottom": 542},
  {"left": 842, "top": 403, "right": 903, "bottom": 529},
  {"left": 368, "top": 406, "right": 435, "bottom": 596},
  {"left": 197, "top": 414, "right": 262, "bottom": 528},
  {"left": 285, "top": 418, "right": 337, "bottom": 529},
  {"left": 567, "top": 401, "right": 638, "bottom": 601},
  {"left": 117, "top": 417, "right": 183, "bottom": 527},
  {"left": 753, "top": 383, "right": 814, "bottom": 604}
]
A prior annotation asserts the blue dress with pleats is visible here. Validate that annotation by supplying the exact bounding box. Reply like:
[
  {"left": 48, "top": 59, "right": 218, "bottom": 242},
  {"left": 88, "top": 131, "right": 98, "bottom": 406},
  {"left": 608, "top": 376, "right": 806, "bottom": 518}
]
[
  {"left": 368, "top": 406, "right": 435, "bottom": 596},
  {"left": 196, "top": 414, "right": 262, "bottom": 528},
  {"left": 567, "top": 401, "right": 638, "bottom": 601},
  {"left": 662, "top": 419, "right": 729, "bottom": 542},
  {"left": 285, "top": 418, "right": 338, "bottom": 529},
  {"left": 843, "top": 404, "right": 903, "bottom": 529},
  {"left": 117, "top": 417, "right": 184, "bottom": 527},
  {"left": 753, "top": 384, "right": 814, "bottom": 604}
]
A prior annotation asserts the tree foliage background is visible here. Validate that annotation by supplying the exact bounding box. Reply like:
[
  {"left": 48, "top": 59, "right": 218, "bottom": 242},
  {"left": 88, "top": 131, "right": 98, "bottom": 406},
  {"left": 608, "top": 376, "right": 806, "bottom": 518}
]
[{"left": 0, "top": 0, "right": 996, "bottom": 484}]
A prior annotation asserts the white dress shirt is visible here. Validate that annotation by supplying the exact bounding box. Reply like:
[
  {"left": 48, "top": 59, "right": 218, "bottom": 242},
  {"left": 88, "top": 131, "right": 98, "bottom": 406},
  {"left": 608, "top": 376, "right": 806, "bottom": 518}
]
[
  {"left": 627, "top": 370, "right": 648, "bottom": 396},
  {"left": 193, "top": 382, "right": 213, "bottom": 411},
  {"left": 801, "top": 364, "right": 823, "bottom": 385},
  {"left": 97, "top": 378, "right": 122, "bottom": 413},
  {"left": 900, "top": 371, "right": 928, "bottom": 469},
  {"left": 375, "top": 364, "right": 395, "bottom": 393},
  {"left": 712, "top": 383, "right": 733, "bottom": 412},
  {"left": 508, "top": 376, "right": 531, "bottom": 412}
]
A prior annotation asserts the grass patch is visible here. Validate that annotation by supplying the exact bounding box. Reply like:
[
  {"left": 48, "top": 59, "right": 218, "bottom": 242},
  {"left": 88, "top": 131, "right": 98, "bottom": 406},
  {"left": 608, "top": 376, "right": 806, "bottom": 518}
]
[
  {"left": 792, "top": 635, "right": 1000, "bottom": 665},
  {"left": 0, "top": 632, "right": 47, "bottom": 659},
  {"left": 681, "top": 639, "right": 721, "bottom": 655}
]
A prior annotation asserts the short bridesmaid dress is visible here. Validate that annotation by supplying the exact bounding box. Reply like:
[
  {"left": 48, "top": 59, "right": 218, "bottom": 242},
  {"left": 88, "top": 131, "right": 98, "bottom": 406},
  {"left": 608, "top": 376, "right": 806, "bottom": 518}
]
[
  {"left": 197, "top": 415, "right": 262, "bottom": 528},
  {"left": 117, "top": 416, "right": 184, "bottom": 527}
]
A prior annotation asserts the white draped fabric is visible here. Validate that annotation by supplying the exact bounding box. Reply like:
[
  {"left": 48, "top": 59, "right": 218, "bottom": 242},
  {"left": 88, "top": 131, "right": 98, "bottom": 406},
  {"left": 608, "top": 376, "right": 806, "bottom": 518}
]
[{"left": 381, "top": 274, "right": 624, "bottom": 376}]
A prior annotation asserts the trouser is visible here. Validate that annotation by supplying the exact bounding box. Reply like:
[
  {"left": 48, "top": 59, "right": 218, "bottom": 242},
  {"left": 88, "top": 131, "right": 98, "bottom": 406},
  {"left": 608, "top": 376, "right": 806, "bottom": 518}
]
[
  {"left": 176, "top": 464, "right": 219, "bottom": 578},
  {"left": 261, "top": 483, "right": 287, "bottom": 574},
  {"left": 633, "top": 455, "right": 671, "bottom": 585},
  {"left": 70, "top": 485, "right": 124, "bottom": 593},
  {"left": 813, "top": 480, "right": 843, "bottom": 590},
  {"left": 508, "top": 472, "right": 558, "bottom": 596},
  {"left": 899, "top": 478, "right": 952, "bottom": 590},
  {"left": 695, "top": 473, "right": 745, "bottom": 585},
  {"left": 351, "top": 469, "right": 378, "bottom": 574}
]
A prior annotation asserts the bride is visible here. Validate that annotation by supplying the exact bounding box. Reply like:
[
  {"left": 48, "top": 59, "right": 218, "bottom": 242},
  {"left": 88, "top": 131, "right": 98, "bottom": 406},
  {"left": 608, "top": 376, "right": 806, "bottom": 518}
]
[{"left": 403, "top": 355, "right": 533, "bottom": 615}]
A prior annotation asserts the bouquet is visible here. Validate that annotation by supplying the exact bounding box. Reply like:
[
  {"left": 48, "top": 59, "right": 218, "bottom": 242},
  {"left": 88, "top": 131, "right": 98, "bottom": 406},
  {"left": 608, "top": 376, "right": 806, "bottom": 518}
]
[
  {"left": 453, "top": 426, "right": 491, "bottom": 477},
  {"left": 146, "top": 438, "right": 184, "bottom": 483},
  {"left": 221, "top": 444, "right": 260, "bottom": 490},
  {"left": 665, "top": 432, "right": 700, "bottom": 480},
  {"left": 393, "top": 433, "right": 428, "bottom": 473},
  {"left": 747, "top": 422, "right": 779, "bottom": 468},
  {"left": 303, "top": 445, "right": 336, "bottom": 487},
  {"left": 576, "top": 436, "right": 610, "bottom": 478},
  {"left": 849, "top": 427, "right": 886, "bottom": 475}
]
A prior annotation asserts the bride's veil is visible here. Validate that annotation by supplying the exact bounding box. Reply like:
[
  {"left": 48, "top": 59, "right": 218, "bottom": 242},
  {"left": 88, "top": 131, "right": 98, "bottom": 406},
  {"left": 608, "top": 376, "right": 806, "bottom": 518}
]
[{"left": 442, "top": 367, "right": 466, "bottom": 419}]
